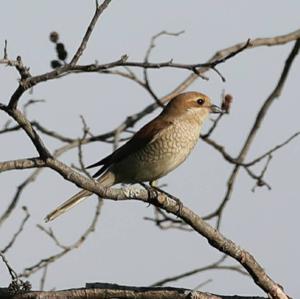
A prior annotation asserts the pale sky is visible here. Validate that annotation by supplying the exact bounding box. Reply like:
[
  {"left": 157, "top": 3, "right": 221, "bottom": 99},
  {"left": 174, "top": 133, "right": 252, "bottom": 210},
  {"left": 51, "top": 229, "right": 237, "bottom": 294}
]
[{"left": 1, "top": 1, "right": 300, "bottom": 297}]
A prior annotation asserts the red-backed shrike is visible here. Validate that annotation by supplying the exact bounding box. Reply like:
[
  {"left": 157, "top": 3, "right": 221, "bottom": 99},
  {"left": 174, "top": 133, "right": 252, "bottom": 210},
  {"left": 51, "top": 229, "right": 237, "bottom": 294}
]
[{"left": 45, "top": 91, "right": 221, "bottom": 221}]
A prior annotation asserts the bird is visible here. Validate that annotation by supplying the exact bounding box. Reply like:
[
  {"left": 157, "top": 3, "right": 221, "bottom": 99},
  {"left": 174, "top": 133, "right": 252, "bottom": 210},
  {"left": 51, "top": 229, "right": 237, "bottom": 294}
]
[{"left": 45, "top": 91, "right": 222, "bottom": 222}]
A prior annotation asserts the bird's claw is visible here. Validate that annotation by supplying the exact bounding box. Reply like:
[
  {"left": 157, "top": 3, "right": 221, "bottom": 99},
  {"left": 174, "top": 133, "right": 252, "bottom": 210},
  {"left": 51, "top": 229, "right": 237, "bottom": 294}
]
[
  {"left": 146, "top": 183, "right": 183, "bottom": 217},
  {"left": 140, "top": 182, "right": 158, "bottom": 206},
  {"left": 173, "top": 197, "right": 183, "bottom": 217}
]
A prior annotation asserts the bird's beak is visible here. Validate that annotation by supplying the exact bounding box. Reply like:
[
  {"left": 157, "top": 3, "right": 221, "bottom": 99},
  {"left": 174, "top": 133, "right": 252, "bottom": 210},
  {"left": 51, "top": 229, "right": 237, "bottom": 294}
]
[{"left": 210, "top": 104, "right": 223, "bottom": 114}]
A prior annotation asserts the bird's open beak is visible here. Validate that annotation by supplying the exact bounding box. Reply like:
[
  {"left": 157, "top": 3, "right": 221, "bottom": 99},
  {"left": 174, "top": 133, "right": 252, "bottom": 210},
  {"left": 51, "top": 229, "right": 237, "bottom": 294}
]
[{"left": 210, "top": 104, "right": 223, "bottom": 114}]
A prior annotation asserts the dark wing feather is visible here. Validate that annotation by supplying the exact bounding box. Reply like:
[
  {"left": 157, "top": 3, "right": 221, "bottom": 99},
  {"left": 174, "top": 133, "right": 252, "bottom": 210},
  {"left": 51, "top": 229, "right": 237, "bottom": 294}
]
[{"left": 86, "top": 116, "right": 172, "bottom": 178}]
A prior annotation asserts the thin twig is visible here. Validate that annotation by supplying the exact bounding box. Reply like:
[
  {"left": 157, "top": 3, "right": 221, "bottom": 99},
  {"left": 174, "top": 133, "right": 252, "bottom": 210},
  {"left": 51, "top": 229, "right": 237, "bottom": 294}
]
[
  {"left": 77, "top": 115, "right": 93, "bottom": 178},
  {"left": 0, "top": 169, "right": 41, "bottom": 227},
  {"left": 143, "top": 30, "right": 185, "bottom": 107},
  {"left": 23, "top": 99, "right": 45, "bottom": 116},
  {"left": 0, "top": 251, "right": 18, "bottom": 280},
  {"left": 70, "top": 0, "right": 112, "bottom": 65},
  {"left": 36, "top": 225, "right": 68, "bottom": 250},
  {"left": 250, "top": 155, "right": 273, "bottom": 192},
  {"left": 4, "top": 40, "right": 8, "bottom": 59},
  {"left": 20, "top": 198, "right": 103, "bottom": 277},
  {"left": 144, "top": 207, "right": 192, "bottom": 231},
  {"left": 39, "top": 266, "right": 48, "bottom": 291},
  {"left": 244, "top": 131, "right": 300, "bottom": 166},
  {"left": 151, "top": 255, "right": 248, "bottom": 287},
  {"left": 1, "top": 207, "right": 30, "bottom": 253}
]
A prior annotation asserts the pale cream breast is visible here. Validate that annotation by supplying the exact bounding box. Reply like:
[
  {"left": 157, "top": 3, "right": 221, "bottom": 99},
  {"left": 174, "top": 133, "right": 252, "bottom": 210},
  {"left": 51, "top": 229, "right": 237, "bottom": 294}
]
[{"left": 112, "top": 117, "right": 203, "bottom": 183}]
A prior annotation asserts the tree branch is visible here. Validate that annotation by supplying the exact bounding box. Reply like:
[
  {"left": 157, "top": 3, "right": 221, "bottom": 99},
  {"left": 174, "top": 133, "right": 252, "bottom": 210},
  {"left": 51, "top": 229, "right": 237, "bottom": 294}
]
[
  {"left": 151, "top": 255, "right": 248, "bottom": 287},
  {"left": 70, "top": 0, "right": 112, "bottom": 65},
  {"left": 34, "top": 157, "right": 288, "bottom": 299},
  {"left": 1, "top": 27, "right": 299, "bottom": 298},
  {"left": 0, "top": 282, "right": 268, "bottom": 299},
  {"left": 204, "top": 38, "right": 300, "bottom": 227}
]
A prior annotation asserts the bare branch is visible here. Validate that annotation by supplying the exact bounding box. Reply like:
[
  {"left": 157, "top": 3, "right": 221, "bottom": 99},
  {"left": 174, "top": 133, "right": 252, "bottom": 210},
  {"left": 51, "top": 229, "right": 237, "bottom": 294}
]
[
  {"left": 36, "top": 225, "right": 68, "bottom": 250},
  {"left": 0, "top": 168, "right": 42, "bottom": 227},
  {"left": 70, "top": 0, "right": 112, "bottom": 65},
  {"left": 0, "top": 158, "right": 45, "bottom": 172},
  {"left": 239, "top": 39, "right": 300, "bottom": 161},
  {"left": 32, "top": 121, "right": 75, "bottom": 143},
  {"left": 151, "top": 255, "right": 248, "bottom": 287},
  {"left": 104, "top": 29, "right": 300, "bottom": 139},
  {"left": 143, "top": 30, "right": 185, "bottom": 107},
  {"left": 0, "top": 104, "right": 52, "bottom": 158},
  {"left": 20, "top": 198, "right": 103, "bottom": 277},
  {"left": 27, "top": 157, "right": 287, "bottom": 298},
  {"left": 0, "top": 251, "right": 18, "bottom": 281},
  {"left": 144, "top": 207, "right": 192, "bottom": 231},
  {"left": 204, "top": 38, "right": 300, "bottom": 227},
  {"left": 0, "top": 124, "right": 21, "bottom": 135},
  {"left": 1, "top": 207, "right": 30, "bottom": 253},
  {"left": 2, "top": 29, "right": 298, "bottom": 112},
  {"left": 3, "top": 40, "right": 8, "bottom": 59},
  {"left": 1, "top": 25, "right": 299, "bottom": 299},
  {"left": 23, "top": 99, "right": 45, "bottom": 117},
  {"left": 245, "top": 131, "right": 300, "bottom": 166},
  {"left": 250, "top": 155, "right": 273, "bottom": 192},
  {"left": 39, "top": 266, "right": 48, "bottom": 291},
  {"left": 0, "top": 283, "right": 268, "bottom": 299},
  {"left": 0, "top": 55, "right": 31, "bottom": 80}
]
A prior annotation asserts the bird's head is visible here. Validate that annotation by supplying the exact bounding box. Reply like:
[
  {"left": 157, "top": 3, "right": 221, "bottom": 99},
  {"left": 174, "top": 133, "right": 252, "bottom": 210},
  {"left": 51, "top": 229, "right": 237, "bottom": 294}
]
[{"left": 162, "top": 91, "right": 222, "bottom": 122}]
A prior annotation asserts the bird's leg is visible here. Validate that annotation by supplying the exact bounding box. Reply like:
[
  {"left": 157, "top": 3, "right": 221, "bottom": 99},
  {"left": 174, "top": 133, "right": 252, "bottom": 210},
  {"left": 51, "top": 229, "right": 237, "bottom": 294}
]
[
  {"left": 140, "top": 182, "right": 158, "bottom": 207},
  {"left": 148, "top": 181, "right": 183, "bottom": 217}
]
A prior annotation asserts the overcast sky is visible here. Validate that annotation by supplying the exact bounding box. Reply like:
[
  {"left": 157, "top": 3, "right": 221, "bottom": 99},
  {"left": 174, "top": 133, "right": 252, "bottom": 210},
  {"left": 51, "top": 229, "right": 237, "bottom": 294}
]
[{"left": 1, "top": 1, "right": 300, "bottom": 297}]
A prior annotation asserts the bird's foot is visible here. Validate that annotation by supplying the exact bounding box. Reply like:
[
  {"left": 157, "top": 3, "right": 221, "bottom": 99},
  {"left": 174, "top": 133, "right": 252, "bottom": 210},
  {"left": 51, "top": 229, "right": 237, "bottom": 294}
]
[
  {"left": 173, "top": 197, "right": 183, "bottom": 217},
  {"left": 140, "top": 182, "right": 158, "bottom": 207},
  {"left": 147, "top": 183, "right": 183, "bottom": 217}
]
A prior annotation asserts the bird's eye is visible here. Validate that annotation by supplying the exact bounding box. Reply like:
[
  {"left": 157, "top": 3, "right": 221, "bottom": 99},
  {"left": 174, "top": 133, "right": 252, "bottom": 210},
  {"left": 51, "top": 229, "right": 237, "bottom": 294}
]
[{"left": 197, "top": 98, "right": 205, "bottom": 105}]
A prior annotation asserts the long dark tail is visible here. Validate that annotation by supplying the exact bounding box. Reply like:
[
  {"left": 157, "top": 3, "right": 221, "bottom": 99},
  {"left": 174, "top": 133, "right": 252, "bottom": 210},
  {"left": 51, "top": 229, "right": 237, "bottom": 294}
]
[{"left": 45, "top": 171, "right": 115, "bottom": 222}]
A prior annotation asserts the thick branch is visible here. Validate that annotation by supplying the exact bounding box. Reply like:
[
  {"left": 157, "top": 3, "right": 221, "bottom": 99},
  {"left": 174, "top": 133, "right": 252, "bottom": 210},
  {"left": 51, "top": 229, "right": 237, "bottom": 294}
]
[
  {"left": 0, "top": 283, "right": 268, "bottom": 299},
  {"left": 0, "top": 105, "right": 51, "bottom": 158},
  {"left": 40, "top": 157, "right": 288, "bottom": 299},
  {"left": 0, "top": 158, "right": 45, "bottom": 172}
]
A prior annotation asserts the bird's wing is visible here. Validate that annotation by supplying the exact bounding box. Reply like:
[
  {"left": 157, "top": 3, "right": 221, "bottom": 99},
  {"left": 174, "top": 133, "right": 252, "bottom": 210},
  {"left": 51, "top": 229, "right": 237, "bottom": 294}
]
[{"left": 87, "top": 116, "right": 173, "bottom": 178}]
